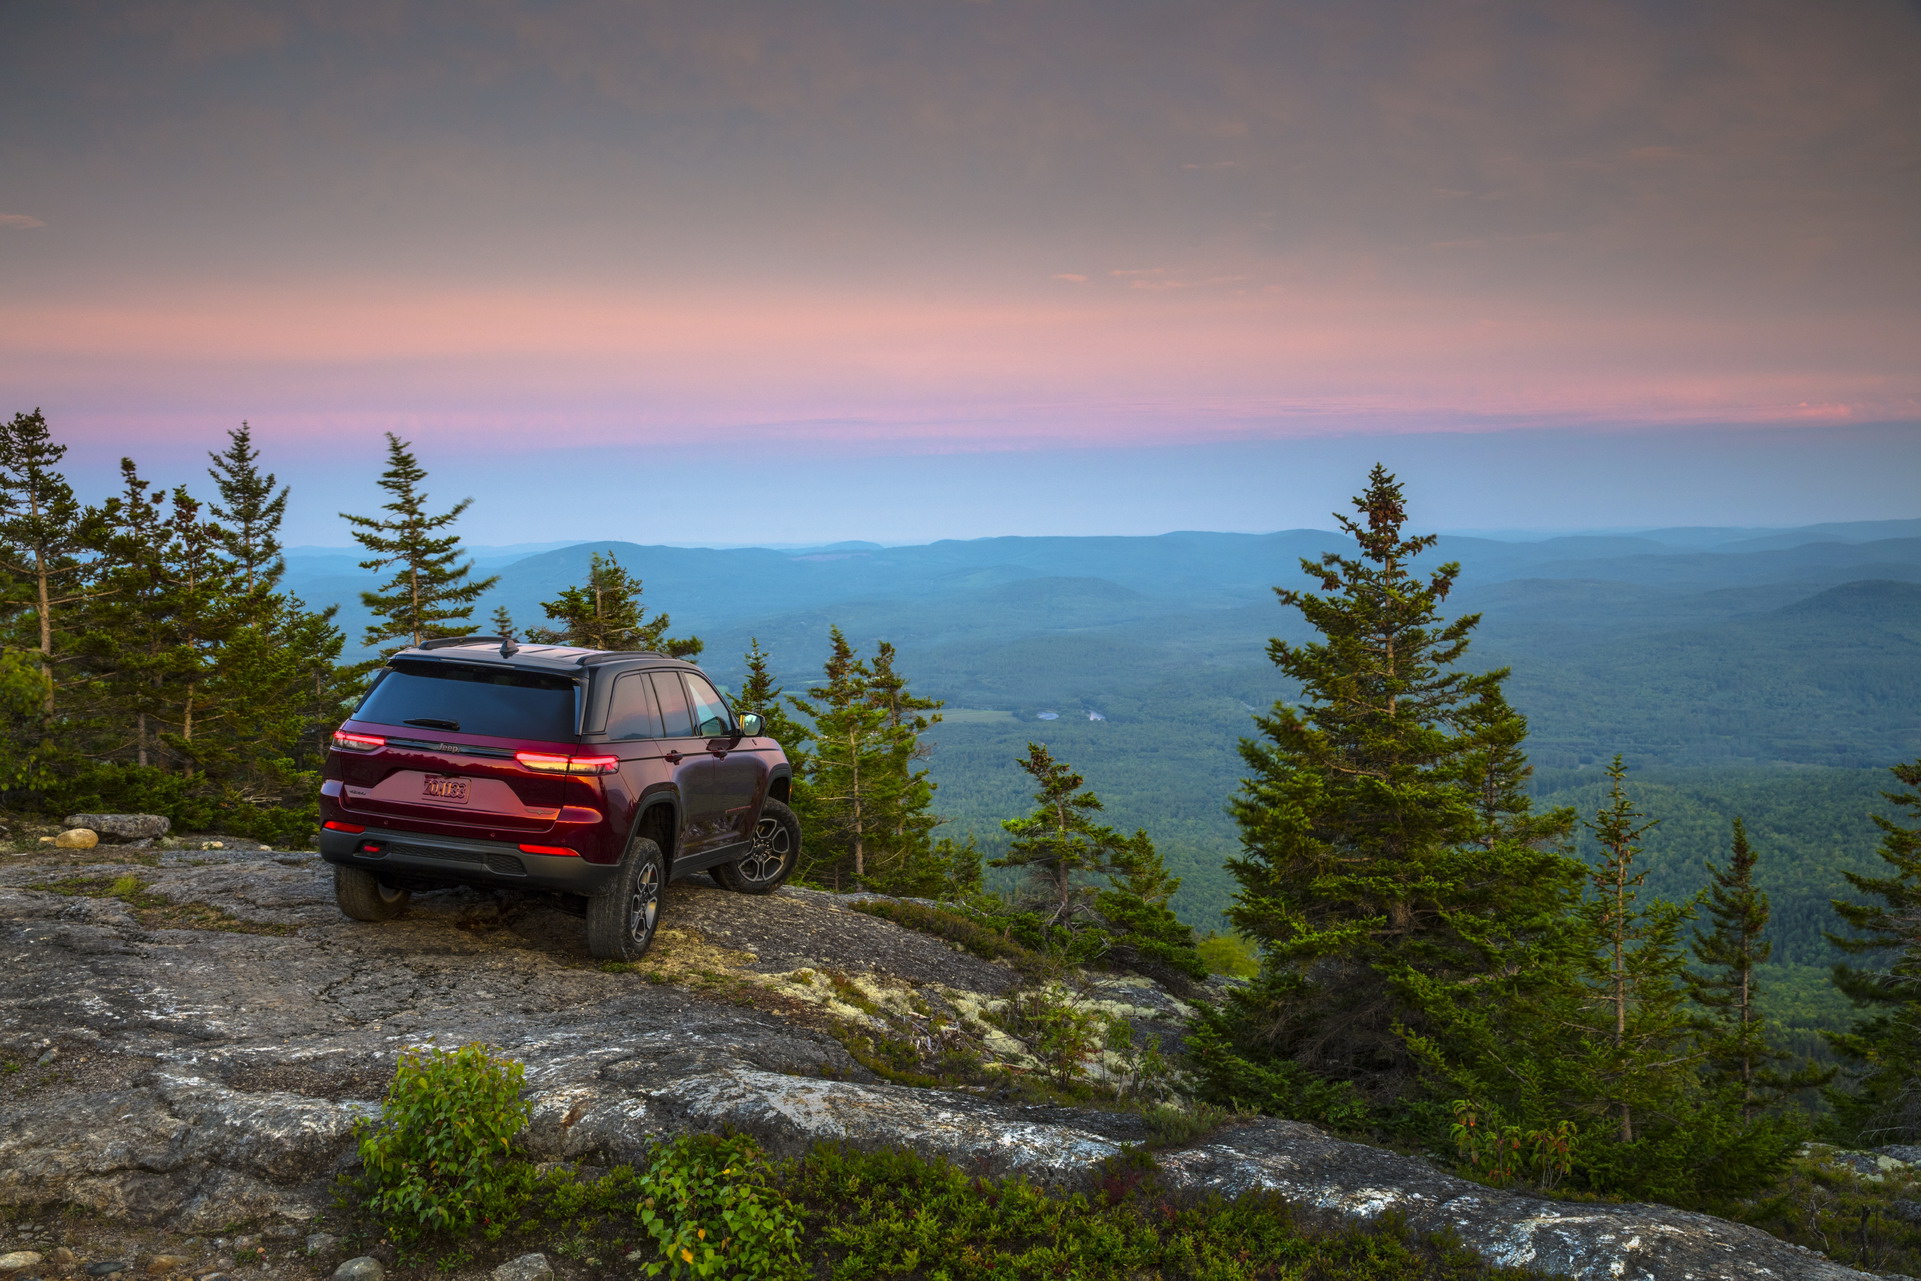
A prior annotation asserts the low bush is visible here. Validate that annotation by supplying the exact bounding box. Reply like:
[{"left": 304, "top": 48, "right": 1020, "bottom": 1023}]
[
  {"left": 353, "top": 1042, "right": 531, "bottom": 1244},
  {"left": 634, "top": 1133, "right": 804, "bottom": 1279}
]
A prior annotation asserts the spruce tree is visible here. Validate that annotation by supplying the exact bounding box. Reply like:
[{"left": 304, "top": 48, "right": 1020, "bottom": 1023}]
[
  {"left": 1215, "top": 465, "right": 1583, "bottom": 1110},
  {"left": 1578, "top": 757, "right": 1696, "bottom": 1146},
  {"left": 206, "top": 421, "right": 287, "bottom": 595},
  {"left": 734, "top": 639, "right": 811, "bottom": 760},
  {"left": 789, "top": 628, "right": 939, "bottom": 892},
  {"left": 489, "top": 604, "right": 516, "bottom": 639},
  {"left": 80, "top": 459, "right": 187, "bottom": 768},
  {"left": 1691, "top": 818, "right": 1828, "bottom": 1118},
  {"left": 1096, "top": 830, "right": 1208, "bottom": 983},
  {"left": 343, "top": 434, "right": 497, "bottom": 653},
  {"left": 0, "top": 409, "right": 100, "bottom": 711},
  {"left": 994, "top": 742, "right": 1128, "bottom": 925},
  {"left": 1828, "top": 759, "right": 1921, "bottom": 1143},
  {"left": 528, "top": 550, "right": 699, "bottom": 655}
]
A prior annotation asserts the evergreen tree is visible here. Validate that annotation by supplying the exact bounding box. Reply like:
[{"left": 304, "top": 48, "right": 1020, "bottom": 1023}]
[
  {"left": 1214, "top": 465, "right": 1583, "bottom": 1110},
  {"left": 1578, "top": 756, "right": 1696, "bottom": 1146},
  {"left": 79, "top": 459, "right": 188, "bottom": 768},
  {"left": 527, "top": 550, "right": 699, "bottom": 655},
  {"left": 489, "top": 604, "right": 516, "bottom": 639},
  {"left": 1096, "top": 828, "right": 1208, "bottom": 983},
  {"left": 1827, "top": 759, "right": 1921, "bottom": 1144},
  {"left": 343, "top": 434, "right": 497, "bottom": 654},
  {"left": 206, "top": 421, "right": 287, "bottom": 595},
  {"left": 734, "top": 639, "right": 811, "bottom": 761},
  {"left": 0, "top": 409, "right": 100, "bottom": 711},
  {"left": 1691, "top": 818, "right": 1828, "bottom": 1118},
  {"left": 788, "top": 629, "right": 939, "bottom": 892},
  {"left": 994, "top": 742, "right": 1130, "bottom": 925},
  {"left": 197, "top": 429, "right": 347, "bottom": 805}
]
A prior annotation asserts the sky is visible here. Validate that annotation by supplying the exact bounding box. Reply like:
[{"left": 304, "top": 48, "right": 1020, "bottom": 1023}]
[{"left": 2, "top": 0, "right": 1918, "bottom": 545}]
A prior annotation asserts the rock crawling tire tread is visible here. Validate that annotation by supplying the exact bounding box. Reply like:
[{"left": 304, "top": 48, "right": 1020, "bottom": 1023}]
[{"left": 586, "top": 836, "right": 666, "bottom": 960}]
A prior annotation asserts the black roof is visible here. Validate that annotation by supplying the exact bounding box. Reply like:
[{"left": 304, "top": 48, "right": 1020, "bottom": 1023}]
[{"left": 390, "top": 638, "right": 702, "bottom": 676}]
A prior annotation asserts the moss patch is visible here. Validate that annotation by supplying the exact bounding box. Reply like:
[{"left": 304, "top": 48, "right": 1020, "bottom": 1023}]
[{"left": 34, "top": 873, "right": 292, "bottom": 936}]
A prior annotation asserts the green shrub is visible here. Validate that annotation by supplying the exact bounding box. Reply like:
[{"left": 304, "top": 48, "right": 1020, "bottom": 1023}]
[
  {"left": 354, "top": 1042, "right": 531, "bottom": 1243},
  {"left": 634, "top": 1133, "right": 804, "bottom": 1279},
  {"left": 1197, "top": 931, "right": 1260, "bottom": 979}
]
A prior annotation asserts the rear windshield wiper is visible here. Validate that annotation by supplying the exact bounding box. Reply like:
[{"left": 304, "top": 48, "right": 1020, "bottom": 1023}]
[{"left": 403, "top": 718, "right": 462, "bottom": 731}]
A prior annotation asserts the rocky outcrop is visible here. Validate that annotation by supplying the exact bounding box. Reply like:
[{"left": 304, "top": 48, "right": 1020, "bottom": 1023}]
[
  {"left": 0, "top": 848, "right": 1878, "bottom": 1280},
  {"left": 60, "top": 813, "right": 170, "bottom": 842}
]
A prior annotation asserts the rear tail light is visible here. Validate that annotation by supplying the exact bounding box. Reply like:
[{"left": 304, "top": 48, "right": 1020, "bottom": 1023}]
[
  {"left": 514, "top": 752, "right": 618, "bottom": 776},
  {"left": 332, "top": 731, "right": 386, "bottom": 752},
  {"left": 518, "top": 844, "right": 581, "bottom": 857},
  {"left": 323, "top": 820, "right": 366, "bottom": 833}
]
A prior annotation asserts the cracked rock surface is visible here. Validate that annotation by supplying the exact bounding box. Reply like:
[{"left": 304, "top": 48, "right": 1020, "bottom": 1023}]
[{"left": 0, "top": 846, "right": 1875, "bottom": 1280}]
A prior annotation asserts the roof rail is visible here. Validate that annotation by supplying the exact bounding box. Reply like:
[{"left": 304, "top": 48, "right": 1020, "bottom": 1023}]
[
  {"left": 577, "top": 650, "right": 666, "bottom": 666},
  {"left": 417, "top": 635, "right": 506, "bottom": 650}
]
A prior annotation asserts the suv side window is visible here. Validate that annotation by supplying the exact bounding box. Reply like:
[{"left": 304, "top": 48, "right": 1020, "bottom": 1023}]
[
  {"left": 650, "top": 671, "right": 696, "bottom": 737},
  {"left": 607, "top": 672, "right": 664, "bottom": 739},
  {"left": 684, "top": 673, "right": 735, "bottom": 738}
]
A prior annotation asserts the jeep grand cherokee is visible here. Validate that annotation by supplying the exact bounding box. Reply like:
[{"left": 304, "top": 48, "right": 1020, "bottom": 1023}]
[{"left": 318, "top": 637, "right": 799, "bottom": 959}]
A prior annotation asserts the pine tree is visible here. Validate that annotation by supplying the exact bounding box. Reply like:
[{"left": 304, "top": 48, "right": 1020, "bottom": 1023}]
[
  {"left": 489, "top": 604, "right": 516, "bottom": 639},
  {"left": 0, "top": 409, "right": 101, "bottom": 711},
  {"left": 1096, "top": 829, "right": 1208, "bottom": 982},
  {"left": 343, "top": 434, "right": 497, "bottom": 654},
  {"left": 80, "top": 458, "right": 186, "bottom": 768},
  {"left": 206, "top": 422, "right": 287, "bottom": 595},
  {"left": 788, "top": 629, "right": 940, "bottom": 892},
  {"left": 734, "top": 639, "right": 811, "bottom": 762},
  {"left": 994, "top": 742, "right": 1129, "bottom": 925},
  {"left": 197, "top": 429, "right": 347, "bottom": 806},
  {"left": 1691, "top": 819, "right": 1828, "bottom": 1119},
  {"left": 527, "top": 550, "right": 699, "bottom": 655},
  {"left": 1216, "top": 465, "right": 1582, "bottom": 1107},
  {"left": 1827, "top": 759, "right": 1921, "bottom": 1144},
  {"left": 1578, "top": 757, "right": 1697, "bottom": 1146}
]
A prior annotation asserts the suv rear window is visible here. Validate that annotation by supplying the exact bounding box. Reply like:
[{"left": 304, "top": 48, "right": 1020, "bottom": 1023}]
[{"left": 355, "top": 661, "right": 578, "bottom": 741}]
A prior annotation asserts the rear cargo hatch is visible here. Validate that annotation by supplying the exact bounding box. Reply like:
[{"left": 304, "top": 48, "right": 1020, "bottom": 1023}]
[{"left": 334, "top": 660, "right": 580, "bottom": 833}]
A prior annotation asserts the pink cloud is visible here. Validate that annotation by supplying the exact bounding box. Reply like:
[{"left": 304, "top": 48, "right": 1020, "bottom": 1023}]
[{"left": 0, "top": 214, "right": 46, "bottom": 229}]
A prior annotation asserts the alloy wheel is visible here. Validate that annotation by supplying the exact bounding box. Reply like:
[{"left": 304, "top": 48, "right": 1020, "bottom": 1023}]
[{"left": 739, "top": 814, "right": 792, "bottom": 883}]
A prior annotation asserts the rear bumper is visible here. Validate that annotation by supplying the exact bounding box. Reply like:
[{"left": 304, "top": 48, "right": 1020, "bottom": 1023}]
[{"left": 319, "top": 825, "right": 620, "bottom": 896}]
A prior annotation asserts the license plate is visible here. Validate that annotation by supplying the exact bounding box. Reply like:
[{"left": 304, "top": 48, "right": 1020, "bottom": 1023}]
[{"left": 422, "top": 776, "right": 470, "bottom": 804}]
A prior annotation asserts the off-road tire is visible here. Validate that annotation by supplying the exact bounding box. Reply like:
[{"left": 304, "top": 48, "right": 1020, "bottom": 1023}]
[
  {"left": 333, "top": 865, "right": 411, "bottom": 921},
  {"left": 712, "top": 799, "right": 800, "bottom": 895},
  {"left": 586, "top": 836, "right": 666, "bottom": 960}
]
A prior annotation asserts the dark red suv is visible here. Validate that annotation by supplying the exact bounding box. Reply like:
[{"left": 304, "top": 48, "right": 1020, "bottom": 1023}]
[{"left": 318, "top": 637, "right": 799, "bottom": 959}]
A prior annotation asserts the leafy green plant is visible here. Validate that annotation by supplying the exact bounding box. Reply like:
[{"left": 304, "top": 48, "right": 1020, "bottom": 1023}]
[
  {"left": 1450, "top": 1102, "right": 1577, "bottom": 1192},
  {"left": 354, "top": 1042, "right": 531, "bottom": 1243},
  {"left": 633, "top": 1133, "right": 803, "bottom": 1279}
]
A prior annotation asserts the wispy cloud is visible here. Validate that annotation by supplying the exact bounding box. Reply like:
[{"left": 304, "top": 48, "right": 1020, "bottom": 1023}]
[
  {"left": 0, "top": 214, "right": 45, "bottom": 229},
  {"left": 1050, "top": 273, "right": 1087, "bottom": 283}
]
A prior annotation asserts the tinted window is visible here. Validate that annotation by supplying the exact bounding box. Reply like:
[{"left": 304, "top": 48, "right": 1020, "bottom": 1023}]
[
  {"left": 650, "top": 671, "right": 695, "bottom": 736},
  {"left": 356, "top": 661, "right": 577, "bottom": 740},
  {"left": 685, "top": 674, "right": 735, "bottom": 738},
  {"left": 607, "top": 672, "right": 663, "bottom": 739}
]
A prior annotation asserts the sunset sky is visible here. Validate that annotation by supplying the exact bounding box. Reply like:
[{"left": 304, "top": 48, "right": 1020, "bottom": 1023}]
[{"left": 3, "top": 0, "right": 1917, "bottom": 544}]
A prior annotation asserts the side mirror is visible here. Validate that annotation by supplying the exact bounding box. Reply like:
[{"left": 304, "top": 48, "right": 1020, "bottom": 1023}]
[{"left": 738, "top": 712, "right": 764, "bottom": 737}]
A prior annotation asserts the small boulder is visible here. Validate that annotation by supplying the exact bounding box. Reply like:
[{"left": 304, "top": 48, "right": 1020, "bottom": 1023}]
[
  {"left": 0, "top": 1253, "right": 45, "bottom": 1274},
  {"left": 144, "top": 1257, "right": 191, "bottom": 1276},
  {"left": 85, "top": 1263, "right": 128, "bottom": 1277},
  {"left": 50, "top": 1249, "right": 76, "bottom": 1268},
  {"left": 303, "top": 1233, "right": 338, "bottom": 1258},
  {"left": 1879, "top": 1143, "right": 1921, "bottom": 1164},
  {"left": 331, "top": 1259, "right": 383, "bottom": 1281},
  {"left": 63, "top": 813, "right": 169, "bottom": 842},
  {"left": 490, "top": 1255, "right": 552, "bottom": 1281},
  {"left": 52, "top": 828, "right": 98, "bottom": 849}
]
